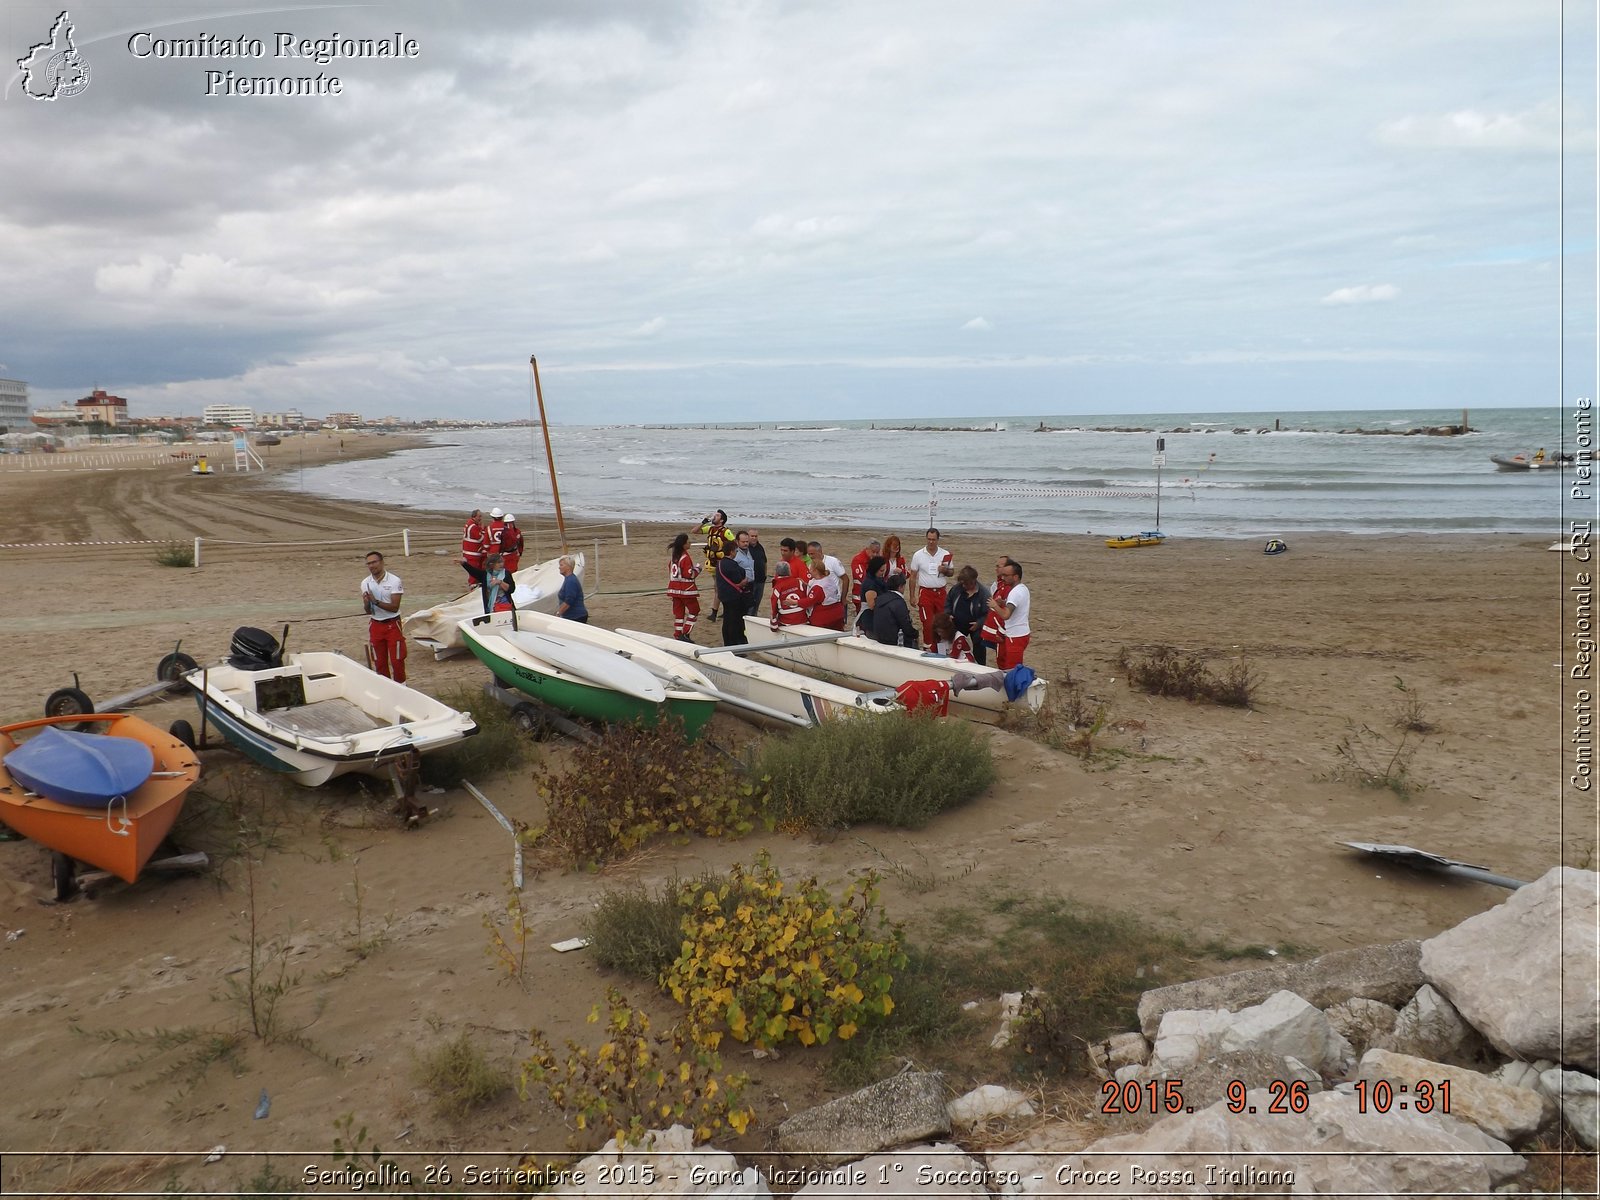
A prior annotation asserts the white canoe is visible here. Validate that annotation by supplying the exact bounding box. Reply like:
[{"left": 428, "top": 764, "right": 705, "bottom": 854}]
[
  {"left": 618, "top": 628, "right": 901, "bottom": 727},
  {"left": 185, "top": 651, "right": 477, "bottom": 787},
  {"left": 502, "top": 629, "right": 664, "bottom": 703},
  {"left": 739, "top": 617, "right": 1046, "bottom": 722},
  {"left": 403, "top": 552, "right": 585, "bottom": 657}
]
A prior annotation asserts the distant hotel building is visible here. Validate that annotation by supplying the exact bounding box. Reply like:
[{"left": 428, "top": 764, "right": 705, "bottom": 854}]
[
  {"left": 326, "top": 411, "right": 364, "bottom": 427},
  {"left": 203, "top": 403, "right": 255, "bottom": 426},
  {"left": 73, "top": 388, "right": 129, "bottom": 426},
  {"left": 260, "top": 410, "right": 306, "bottom": 428},
  {"left": 0, "top": 378, "right": 28, "bottom": 430}
]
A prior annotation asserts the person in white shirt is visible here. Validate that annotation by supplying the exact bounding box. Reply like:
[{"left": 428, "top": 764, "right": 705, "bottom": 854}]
[
  {"left": 360, "top": 550, "right": 407, "bottom": 682},
  {"left": 987, "top": 558, "right": 1031, "bottom": 668},
  {"left": 908, "top": 527, "right": 955, "bottom": 648},
  {"left": 805, "top": 540, "right": 848, "bottom": 586}
]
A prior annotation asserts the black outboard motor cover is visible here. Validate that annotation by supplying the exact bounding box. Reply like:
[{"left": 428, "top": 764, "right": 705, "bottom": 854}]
[{"left": 229, "top": 626, "right": 282, "bottom": 670}]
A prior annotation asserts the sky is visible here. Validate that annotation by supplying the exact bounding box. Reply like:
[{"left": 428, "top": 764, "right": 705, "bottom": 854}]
[{"left": 2, "top": 1, "right": 1595, "bottom": 423}]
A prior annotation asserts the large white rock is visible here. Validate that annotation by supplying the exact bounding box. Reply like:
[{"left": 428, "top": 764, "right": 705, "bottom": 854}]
[
  {"left": 1420, "top": 866, "right": 1599, "bottom": 1071},
  {"left": 990, "top": 1090, "right": 1524, "bottom": 1195},
  {"left": 1324, "top": 996, "right": 1399, "bottom": 1057},
  {"left": 1148, "top": 1008, "right": 1233, "bottom": 1073},
  {"left": 776, "top": 1071, "right": 950, "bottom": 1164},
  {"left": 1539, "top": 1067, "right": 1600, "bottom": 1149},
  {"left": 1382, "top": 984, "right": 1476, "bottom": 1061},
  {"left": 1151, "top": 991, "right": 1352, "bottom": 1077},
  {"left": 793, "top": 1144, "right": 990, "bottom": 1197},
  {"left": 1215, "top": 990, "right": 1354, "bottom": 1074},
  {"left": 1087, "top": 1032, "right": 1149, "bottom": 1080},
  {"left": 1357, "top": 1049, "right": 1546, "bottom": 1145},
  {"left": 946, "top": 1085, "right": 1036, "bottom": 1128},
  {"left": 554, "top": 1125, "right": 771, "bottom": 1197}
]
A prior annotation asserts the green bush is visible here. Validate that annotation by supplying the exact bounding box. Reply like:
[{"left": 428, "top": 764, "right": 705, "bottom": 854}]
[
  {"left": 419, "top": 684, "right": 529, "bottom": 788},
  {"left": 529, "top": 722, "right": 766, "bottom": 868},
  {"left": 586, "top": 879, "right": 693, "bottom": 980},
  {"left": 754, "top": 710, "right": 994, "bottom": 830}
]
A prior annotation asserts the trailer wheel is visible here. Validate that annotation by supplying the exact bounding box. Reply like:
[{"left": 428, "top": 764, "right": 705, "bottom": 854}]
[
  {"left": 169, "top": 719, "right": 197, "bottom": 750},
  {"left": 156, "top": 652, "right": 199, "bottom": 682},
  {"left": 511, "top": 704, "right": 546, "bottom": 737},
  {"left": 45, "top": 686, "right": 95, "bottom": 731},
  {"left": 51, "top": 852, "right": 77, "bottom": 901}
]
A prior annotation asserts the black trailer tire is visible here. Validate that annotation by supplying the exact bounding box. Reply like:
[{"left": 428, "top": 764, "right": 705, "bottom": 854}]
[
  {"left": 45, "top": 686, "right": 95, "bottom": 731},
  {"left": 511, "top": 704, "right": 546, "bottom": 737},
  {"left": 169, "top": 719, "right": 198, "bottom": 750},
  {"left": 156, "top": 652, "right": 200, "bottom": 682},
  {"left": 51, "top": 852, "right": 77, "bottom": 901}
]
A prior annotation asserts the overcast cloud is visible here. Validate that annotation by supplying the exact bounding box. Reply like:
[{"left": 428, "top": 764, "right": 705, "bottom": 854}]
[{"left": 2, "top": 0, "right": 1594, "bottom": 422}]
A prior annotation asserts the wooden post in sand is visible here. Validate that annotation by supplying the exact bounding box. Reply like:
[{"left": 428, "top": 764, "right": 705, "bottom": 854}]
[{"left": 530, "top": 355, "right": 569, "bottom": 552}]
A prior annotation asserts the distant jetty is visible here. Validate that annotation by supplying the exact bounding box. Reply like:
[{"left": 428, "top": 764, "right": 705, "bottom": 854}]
[{"left": 1032, "top": 420, "right": 1473, "bottom": 436}]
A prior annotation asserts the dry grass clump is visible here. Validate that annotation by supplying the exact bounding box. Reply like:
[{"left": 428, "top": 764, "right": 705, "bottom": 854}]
[
  {"left": 1115, "top": 645, "right": 1260, "bottom": 708},
  {"left": 413, "top": 1032, "right": 513, "bottom": 1119},
  {"left": 530, "top": 722, "right": 764, "bottom": 869}
]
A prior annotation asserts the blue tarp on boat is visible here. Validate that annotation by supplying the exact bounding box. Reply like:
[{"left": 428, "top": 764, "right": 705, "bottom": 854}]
[{"left": 5, "top": 726, "right": 154, "bottom": 807}]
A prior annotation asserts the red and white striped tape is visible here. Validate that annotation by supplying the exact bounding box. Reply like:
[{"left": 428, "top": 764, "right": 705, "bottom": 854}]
[{"left": 0, "top": 539, "right": 164, "bottom": 549}]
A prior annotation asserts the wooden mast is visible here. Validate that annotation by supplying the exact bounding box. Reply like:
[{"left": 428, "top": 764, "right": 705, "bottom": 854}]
[{"left": 530, "top": 354, "right": 568, "bottom": 552}]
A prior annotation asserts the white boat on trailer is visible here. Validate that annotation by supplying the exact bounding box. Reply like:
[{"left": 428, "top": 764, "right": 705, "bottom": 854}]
[
  {"left": 403, "top": 553, "right": 585, "bottom": 658},
  {"left": 618, "top": 627, "right": 901, "bottom": 727},
  {"left": 183, "top": 634, "right": 478, "bottom": 787},
  {"left": 739, "top": 617, "right": 1047, "bottom": 722}
]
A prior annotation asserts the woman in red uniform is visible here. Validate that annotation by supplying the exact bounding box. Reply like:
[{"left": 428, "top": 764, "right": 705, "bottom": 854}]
[
  {"left": 667, "top": 532, "right": 701, "bottom": 641},
  {"left": 806, "top": 556, "right": 846, "bottom": 630}
]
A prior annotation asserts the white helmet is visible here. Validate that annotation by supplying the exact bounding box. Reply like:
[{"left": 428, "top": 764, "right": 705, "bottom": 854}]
[
  {"left": 489, "top": 507, "right": 504, "bottom": 519},
  {"left": 503, "top": 513, "right": 516, "bottom": 523}
]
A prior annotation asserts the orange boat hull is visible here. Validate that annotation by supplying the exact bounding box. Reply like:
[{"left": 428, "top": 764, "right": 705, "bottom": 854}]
[{"left": 0, "top": 715, "right": 201, "bottom": 883}]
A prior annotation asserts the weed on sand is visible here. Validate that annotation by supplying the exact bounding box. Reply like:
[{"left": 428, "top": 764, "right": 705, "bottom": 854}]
[
  {"left": 755, "top": 710, "right": 994, "bottom": 830},
  {"left": 1115, "top": 645, "right": 1260, "bottom": 708},
  {"left": 414, "top": 1032, "right": 513, "bottom": 1120}
]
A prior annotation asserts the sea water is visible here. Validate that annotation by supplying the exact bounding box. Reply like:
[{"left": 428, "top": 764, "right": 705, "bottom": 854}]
[{"left": 296, "top": 407, "right": 1583, "bottom": 539}]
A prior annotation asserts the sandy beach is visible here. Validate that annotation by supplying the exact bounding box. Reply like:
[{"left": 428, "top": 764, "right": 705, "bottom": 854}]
[{"left": 0, "top": 434, "right": 1581, "bottom": 1193}]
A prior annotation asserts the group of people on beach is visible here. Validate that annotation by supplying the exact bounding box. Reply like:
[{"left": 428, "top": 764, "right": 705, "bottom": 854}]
[
  {"left": 669, "top": 511, "right": 1033, "bottom": 668},
  {"left": 452, "top": 506, "right": 586, "bottom": 622}
]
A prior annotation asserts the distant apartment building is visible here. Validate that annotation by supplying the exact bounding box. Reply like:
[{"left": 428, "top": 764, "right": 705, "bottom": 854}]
[
  {"left": 259, "top": 410, "right": 306, "bottom": 428},
  {"left": 203, "top": 403, "right": 255, "bottom": 426},
  {"left": 75, "top": 388, "right": 128, "bottom": 426},
  {"left": 0, "top": 378, "right": 28, "bottom": 430},
  {"left": 325, "top": 411, "right": 363, "bottom": 427}
]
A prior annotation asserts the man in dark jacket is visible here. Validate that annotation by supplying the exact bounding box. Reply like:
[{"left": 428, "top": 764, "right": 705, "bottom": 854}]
[
  {"left": 872, "top": 574, "right": 919, "bottom": 648},
  {"left": 715, "top": 552, "right": 751, "bottom": 646},
  {"left": 945, "top": 565, "right": 992, "bottom": 665}
]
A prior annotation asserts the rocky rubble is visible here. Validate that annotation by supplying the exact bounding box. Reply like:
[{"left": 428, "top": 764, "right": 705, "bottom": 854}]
[{"left": 562, "top": 867, "right": 1598, "bottom": 1195}]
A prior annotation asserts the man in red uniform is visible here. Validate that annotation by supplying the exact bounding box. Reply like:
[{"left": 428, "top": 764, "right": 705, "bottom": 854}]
[
  {"left": 908, "top": 527, "right": 955, "bottom": 648},
  {"left": 769, "top": 561, "right": 810, "bottom": 628},
  {"left": 360, "top": 550, "right": 407, "bottom": 682},
  {"left": 486, "top": 507, "right": 507, "bottom": 558},
  {"left": 849, "top": 537, "right": 881, "bottom": 617},
  {"left": 461, "top": 509, "right": 488, "bottom": 582},
  {"left": 499, "top": 514, "right": 525, "bottom": 572}
]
